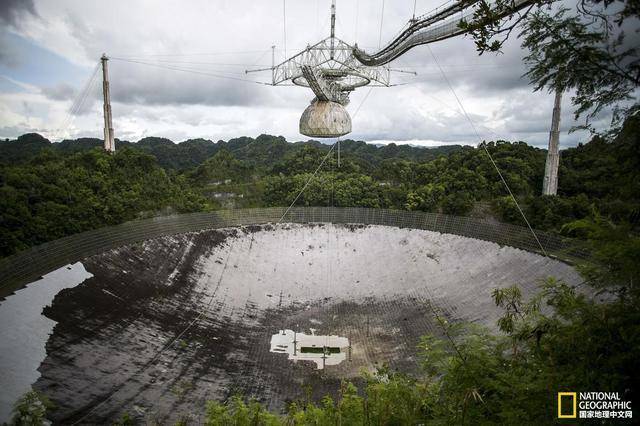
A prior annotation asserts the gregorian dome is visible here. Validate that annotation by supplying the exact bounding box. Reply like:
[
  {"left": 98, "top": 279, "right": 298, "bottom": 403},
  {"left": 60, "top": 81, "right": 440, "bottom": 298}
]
[{"left": 299, "top": 100, "right": 352, "bottom": 138}]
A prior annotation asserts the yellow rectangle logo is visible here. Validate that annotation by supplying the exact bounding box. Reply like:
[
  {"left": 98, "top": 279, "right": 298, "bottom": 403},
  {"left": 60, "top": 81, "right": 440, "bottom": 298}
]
[{"left": 558, "top": 392, "right": 577, "bottom": 418}]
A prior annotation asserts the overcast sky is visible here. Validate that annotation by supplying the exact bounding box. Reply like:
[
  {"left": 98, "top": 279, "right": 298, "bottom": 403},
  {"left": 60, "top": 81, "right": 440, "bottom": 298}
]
[{"left": 0, "top": 0, "right": 614, "bottom": 147}]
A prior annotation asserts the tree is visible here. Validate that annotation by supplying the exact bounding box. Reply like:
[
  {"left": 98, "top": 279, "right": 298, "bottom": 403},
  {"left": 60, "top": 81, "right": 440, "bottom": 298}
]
[
  {"left": 0, "top": 148, "right": 208, "bottom": 257},
  {"left": 405, "top": 183, "right": 445, "bottom": 212},
  {"left": 188, "top": 149, "right": 251, "bottom": 185},
  {"left": 10, "top": 391, "right": 53, "bottom": 426},
  {"left": 462, "top": 0, "right": 640, "bottom": 131},
  {"left": 441, "top": 192, "right": 475, "bottom": 215}
]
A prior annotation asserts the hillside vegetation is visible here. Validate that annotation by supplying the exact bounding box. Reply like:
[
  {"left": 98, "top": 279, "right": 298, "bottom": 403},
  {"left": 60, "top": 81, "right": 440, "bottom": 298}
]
[{"left": 1, "top": 116, "right": 638, "bottom": 258}]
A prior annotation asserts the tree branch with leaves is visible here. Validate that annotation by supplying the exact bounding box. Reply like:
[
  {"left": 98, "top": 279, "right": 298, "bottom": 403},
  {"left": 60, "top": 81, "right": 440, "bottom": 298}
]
[{"left": 462, "top": 0, "right": 640, "bottom": 133}]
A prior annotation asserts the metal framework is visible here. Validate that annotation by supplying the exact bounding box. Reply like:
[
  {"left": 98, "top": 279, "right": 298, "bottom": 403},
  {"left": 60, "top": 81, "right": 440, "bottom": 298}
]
[
  {"left": 247, "top": 0, "right": 391, "bottom": 106},
  {"left": 245, "top": 0, "right": 536, "bottom": 137},
  {"left": 353, "top": 0, "right": 536, "bottom": 66}
]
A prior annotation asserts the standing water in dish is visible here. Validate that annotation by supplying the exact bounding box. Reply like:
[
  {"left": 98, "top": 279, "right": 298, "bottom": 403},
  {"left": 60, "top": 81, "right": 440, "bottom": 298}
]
[{"left": 0, "top": 262, "right": 92, "bottom": 422}]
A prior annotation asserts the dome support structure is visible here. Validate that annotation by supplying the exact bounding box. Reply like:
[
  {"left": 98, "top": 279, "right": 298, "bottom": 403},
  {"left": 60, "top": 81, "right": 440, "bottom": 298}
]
[
  {"left": 246, "top": 0, "right": 406, "bottom": 138},
  {"left": 247, "top": 0, "right": 535, "bottom": 138}
]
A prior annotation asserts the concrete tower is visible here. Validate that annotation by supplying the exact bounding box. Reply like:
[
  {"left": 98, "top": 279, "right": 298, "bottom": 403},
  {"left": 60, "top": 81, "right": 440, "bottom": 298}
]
[
  {"left": 542, "top": 88, "right": 562, "bottom": 195},
  {"left": 101, "top": 54, "right": 115, "bottom": 153}
]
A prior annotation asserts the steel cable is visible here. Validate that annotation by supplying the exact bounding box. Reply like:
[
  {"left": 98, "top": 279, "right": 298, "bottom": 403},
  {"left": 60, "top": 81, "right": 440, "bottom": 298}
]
[{"left": 427, "top": 45, "right": 548, "bottom": 256}]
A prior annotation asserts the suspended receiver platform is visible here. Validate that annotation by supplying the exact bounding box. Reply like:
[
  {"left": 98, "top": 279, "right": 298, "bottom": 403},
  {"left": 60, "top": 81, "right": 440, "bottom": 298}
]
[
  {"left": 247, "top": 0, "right": 392, "bottom": 138},
  {"left": 247, "top": 0, "right": 534, "bottom": 138}
]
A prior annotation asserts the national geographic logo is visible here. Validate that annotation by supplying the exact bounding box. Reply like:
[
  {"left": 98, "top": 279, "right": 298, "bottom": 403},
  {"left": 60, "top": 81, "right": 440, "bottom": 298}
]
[
  {"left": 558, "top": 392, "right": 633, "bottom": 420},
  {"left": 558, "top": 393, "right": 577, "bottom": 418}
]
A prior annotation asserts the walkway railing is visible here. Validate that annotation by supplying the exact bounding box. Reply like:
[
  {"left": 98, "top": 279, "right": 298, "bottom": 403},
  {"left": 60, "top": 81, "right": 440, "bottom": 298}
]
[{"left": 0, "top": 207, "right": 589, "bottom": 297}]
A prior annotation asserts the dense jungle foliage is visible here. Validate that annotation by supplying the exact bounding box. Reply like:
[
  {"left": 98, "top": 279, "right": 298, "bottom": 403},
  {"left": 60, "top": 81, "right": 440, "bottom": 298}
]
[{"left": 1, "top": 114, "right": 638, "bottom": 258}]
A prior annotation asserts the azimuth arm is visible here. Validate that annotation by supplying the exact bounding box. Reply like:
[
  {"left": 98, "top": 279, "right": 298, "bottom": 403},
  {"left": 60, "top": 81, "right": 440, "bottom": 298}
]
[
  {"left": 301, "top": 65, "right": 349, "bottom": 105},
  {"left": 354, "top": 0, "right": 536, "bottom": 66}
]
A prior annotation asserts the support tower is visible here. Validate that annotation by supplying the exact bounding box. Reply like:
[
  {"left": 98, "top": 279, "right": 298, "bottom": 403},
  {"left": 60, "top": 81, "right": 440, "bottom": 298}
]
[
  {"left": 542, "top": 88, "right": 562, "bottom": 195},
  {"left": 101, "top": 54, "right": 115, "bottom": 153}
]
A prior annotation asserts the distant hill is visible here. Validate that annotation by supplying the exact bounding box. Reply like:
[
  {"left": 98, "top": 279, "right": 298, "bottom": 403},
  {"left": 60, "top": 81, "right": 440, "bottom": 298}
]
[
  {"left": 332, "top": 139, "right": 463, "bottom": 166},
  {"left": 0, "top": 133, "right": 52, "bottom": 164},
  {"left": 0, "top": 133, "right": 464, "bottom": 171}
]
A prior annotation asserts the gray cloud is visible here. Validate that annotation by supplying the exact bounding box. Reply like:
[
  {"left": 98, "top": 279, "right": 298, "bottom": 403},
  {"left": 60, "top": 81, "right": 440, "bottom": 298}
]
[
  {"left": 0, "top": 125, "right": 30, "bottom": 139},
  {"left": 0, "top": 0, "right": 36, "bottom": 26},
  {"left": 0, "top": 31, "right": 22, "bottom": 67},
  {"left": 108, "top": 60, "right": 276, "bottom": 108},
  {"left": 390, "top": 32, "right": 531, "bottom": 95},
  {"left": 0, "top": 0, "right": 621, "bottom": 146},
  {"left": 55, "top": 7, "right": 281, "bottom": 109},
  {"left": 41, "top": 83, "right": 76, "bottom": 101}
]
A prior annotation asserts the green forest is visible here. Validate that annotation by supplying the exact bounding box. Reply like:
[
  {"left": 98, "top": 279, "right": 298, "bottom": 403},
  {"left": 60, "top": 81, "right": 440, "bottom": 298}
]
[{"left": 1, "top": 113, "right": 638, "bottom": 259}]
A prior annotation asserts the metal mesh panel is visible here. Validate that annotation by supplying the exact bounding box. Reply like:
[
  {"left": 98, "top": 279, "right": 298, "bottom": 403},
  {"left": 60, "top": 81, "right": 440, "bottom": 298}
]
[{"left": 0, "top": 207, "right": 590, "bottom": 295}]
